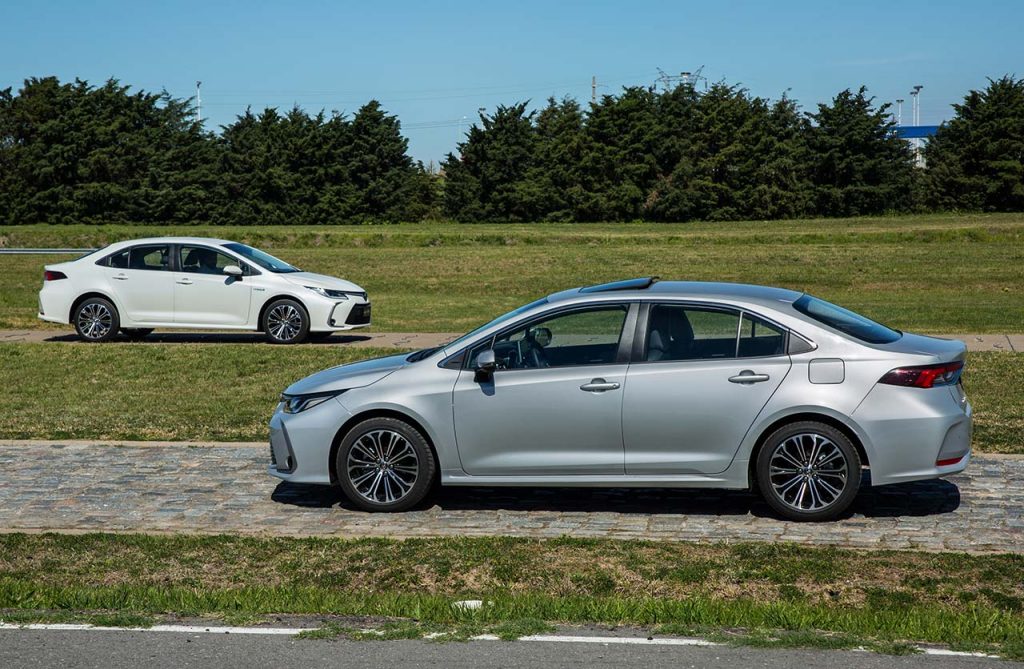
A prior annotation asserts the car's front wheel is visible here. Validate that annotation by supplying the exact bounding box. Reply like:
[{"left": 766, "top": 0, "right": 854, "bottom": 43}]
[
  {"left": 756, "top": 421, "right": 861, "bottom": 522},
  {"left": 336, "top": 417, "right": 436, "bottom": 512},
  {"left": 263, "top": 299, "right": 309, "bottom": 344},
  {"left": 73, "top": 297, "right": 120, "bottom": 343}
]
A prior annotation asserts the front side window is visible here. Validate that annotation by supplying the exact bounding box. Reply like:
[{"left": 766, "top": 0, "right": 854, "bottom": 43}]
[
  {"left": 792, "top": 294, "right": 901, "bottom": 344},
  {"left": 179, "top": 246, "right": 241, "bottom": 275},
  {"left": 107, "top": 245, "right": 169, "bottom": 271},
  {"left": 470, "top": 305, "right": 628, "bottom": 370}
]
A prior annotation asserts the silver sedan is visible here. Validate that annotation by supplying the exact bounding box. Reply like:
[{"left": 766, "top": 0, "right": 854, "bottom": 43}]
[{"left": 268, "top": 278, "right": 972, "bottom": 521}]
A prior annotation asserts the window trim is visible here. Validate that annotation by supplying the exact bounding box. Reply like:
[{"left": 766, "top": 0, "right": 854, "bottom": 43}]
[
  {"left": 454, "top": 302, "right": 638, "bottom": 373},
  {"left": 632, "top": 300, "right": 796, "bottom": 364}
]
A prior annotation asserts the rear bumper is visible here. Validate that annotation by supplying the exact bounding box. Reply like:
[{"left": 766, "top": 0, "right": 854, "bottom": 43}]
[
  {"left": 38, "top": 285, "right": 74, "bottom": 325},
  {"left": 853, "top": 384, "right": 972, "bottom": 486}
]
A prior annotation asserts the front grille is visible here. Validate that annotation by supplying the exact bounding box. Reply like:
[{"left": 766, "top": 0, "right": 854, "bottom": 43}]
[{"left": 346, "top": 303, "right": 371, "bottom": 325}]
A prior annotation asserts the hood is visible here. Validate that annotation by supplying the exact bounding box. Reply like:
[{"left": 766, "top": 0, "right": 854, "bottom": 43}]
[
  {"left": 284, "top": 352, "right": 407, "bottom": 395},
  {"left": 283, "top": 271, "right": 364, "bottom": 294}
]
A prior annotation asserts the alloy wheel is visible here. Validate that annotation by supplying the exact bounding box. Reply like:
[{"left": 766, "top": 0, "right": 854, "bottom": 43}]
[
  {"left": 267, "top": 304, "right": 303, "bottom": 341},
  {"left": 767, "top": 432, "right": 849, "bottom": 512},
  {"left": 346, "top": 429, "right": 420, "bottom": 505},
  {"left": 77, "top": 303, "right": 113, "bottom": 340}
]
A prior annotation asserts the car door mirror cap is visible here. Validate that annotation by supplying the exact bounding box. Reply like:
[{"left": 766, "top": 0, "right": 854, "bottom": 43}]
[
  {"left": 224, "top": 265, "right": 243, "bottom": 277},
  {"left": 474, "top": 349, "right": 497, "bottom": 381}
]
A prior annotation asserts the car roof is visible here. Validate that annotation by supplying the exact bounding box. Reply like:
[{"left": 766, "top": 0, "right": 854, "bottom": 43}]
[
  {"left": 108, "top": 236, "right": 237, "bottom": 247},
  {"left": 549, "top": 279, "right": 803, "bottom": 308}
]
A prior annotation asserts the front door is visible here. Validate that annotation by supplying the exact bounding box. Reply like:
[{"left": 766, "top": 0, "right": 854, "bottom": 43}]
[
  {"left": 102, "top": 244, "right": 175, "bottom": 323},
  {"left": 623, "top": 304, "right": 792, "bottom": 474},
  {"left": 452, "top": 303, "right": 634, "bottom": 476},
  {"left": 172, "top": 245, "right": 252, "bottom": 326}
]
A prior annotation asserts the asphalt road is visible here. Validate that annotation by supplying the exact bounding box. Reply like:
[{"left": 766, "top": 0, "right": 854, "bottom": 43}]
[{"left": 0, "top": 629, "right": 1011, "bottom": 669}]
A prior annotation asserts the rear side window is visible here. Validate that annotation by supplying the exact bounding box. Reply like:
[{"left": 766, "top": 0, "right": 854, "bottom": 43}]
[
  {"left": 646, "top": 305, "right": 739, "bottom": 361},
  {"left": 104, "top": 245, "right": 170, "bottom": 271},
  {"left": 793, "top": 295, "right": 901, "bottom": 344},
  {"left": 738, "top": 314, "right": 786, "bottom": 357}
]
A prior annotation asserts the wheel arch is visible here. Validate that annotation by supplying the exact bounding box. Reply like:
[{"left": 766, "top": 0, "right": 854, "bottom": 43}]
[
  {"left": 747, "top": 411, "right": 871, "bottom": 489},
  {"left": 69, "top": 291, "right": 121, "bottom": 323},
  {"left": 328, "top": 408, "right": 441, "bottom": 486},
  {"left": 257, "top": 294, "right": 310, "bottom": 332}
]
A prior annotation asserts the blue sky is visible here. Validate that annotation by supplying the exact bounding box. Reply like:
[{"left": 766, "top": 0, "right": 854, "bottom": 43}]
[{"left": 2, "top": 0, "right": 1021, "bottom": 163}]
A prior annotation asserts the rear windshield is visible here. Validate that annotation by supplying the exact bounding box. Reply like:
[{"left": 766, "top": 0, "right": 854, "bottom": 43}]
[{"left": 793, "top": 295, "right": 902, "bottom": 344}]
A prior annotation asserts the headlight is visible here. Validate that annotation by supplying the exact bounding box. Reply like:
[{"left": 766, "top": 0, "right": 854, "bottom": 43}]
[
  {"left": 304, "top": 286, "right": 350, "bottom": 300},
  {"left": 280, "top": 390, "right": 345, "bottom": 414}
]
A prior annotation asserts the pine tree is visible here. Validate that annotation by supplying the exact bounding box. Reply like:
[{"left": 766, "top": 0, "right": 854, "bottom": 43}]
[{"left": 925, "top": 76, "right": 1024, "bottom": 212}]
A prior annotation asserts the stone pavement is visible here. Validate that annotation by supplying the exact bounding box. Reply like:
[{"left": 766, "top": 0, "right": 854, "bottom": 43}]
[
  {"left": 0, "top": 329, "right": 1022, "bottom": 351},
  {"left": 0, "top": 442, "right": 1021, "bottom": 553}
]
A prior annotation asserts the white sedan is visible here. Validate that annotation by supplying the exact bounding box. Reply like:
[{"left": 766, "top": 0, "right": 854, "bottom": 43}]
[{"left": 38, "top": 237, "right": 371, "bottom": 344}]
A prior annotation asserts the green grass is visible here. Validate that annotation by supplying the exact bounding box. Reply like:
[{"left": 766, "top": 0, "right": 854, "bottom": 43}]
[
  {"left": 0, "top": 533, "right": 1022, "bottom": 657},
  {"left": 2, "top": 213, "right": 1023, "bottom": 332},
  {"left": 0, "top": 343, "right": 1019, "bottom": 452}
]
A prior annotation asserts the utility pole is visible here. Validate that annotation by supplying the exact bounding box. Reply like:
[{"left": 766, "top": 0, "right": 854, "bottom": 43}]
[
  {"left": 592, "top": 75, "right": 597, "bottom": 104},
  {"left": 909, "top": 85, "right": 924, "bottom": 167},
  {"left": 196, "top": 80, "right": 202, "bottom": 125},
  {"left": 895, "top": 98, "right": 904, "bottom": 126}
]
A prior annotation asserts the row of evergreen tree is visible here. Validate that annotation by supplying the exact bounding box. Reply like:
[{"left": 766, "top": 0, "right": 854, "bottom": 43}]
[{"left": 1, "top": 75, "right": 1022, "bottom": 225}]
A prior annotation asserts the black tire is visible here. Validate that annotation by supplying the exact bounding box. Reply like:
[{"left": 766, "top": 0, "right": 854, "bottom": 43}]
[
  {"left": 121, "top": 328, "right": 154, "bottom": 340},
  {"left": 755, "top": 421, "right": 861, "bottom": 522},
  {"left": 262, "top": 298, "right": 310, "bottom": 344},
  {"left": 335, "top": 417, "right": 436, "bottom": 512},
  {"left": 73, "top": 297, "right": 120, "bottom": 343},
  {"left": 307, "top": 331, "right": 334, "bottom": 341}
]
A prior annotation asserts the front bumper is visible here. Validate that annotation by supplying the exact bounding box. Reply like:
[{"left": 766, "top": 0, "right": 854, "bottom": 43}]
[
  {"left": 267, "top": 397, "right": 351, "bottom": 485},
  {"left": 303, "top": 295, "right": 371, "bottom": 332}
]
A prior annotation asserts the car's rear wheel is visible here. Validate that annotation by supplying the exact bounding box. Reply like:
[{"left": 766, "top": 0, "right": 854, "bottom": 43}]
[
  {"left": 73, "top": 297, "right": 120, "bottom": 343},
  {"left": 263, "top": 299, "right": 309, "bottom": 344},
  {"left": 756, "top": 421, "right": 861, "bottom": 522},
  {"left": 121, "top": 328, "right": 153, "bottom": 340},
  {"left": 336, "top": 417, "right": 436, "bottom": 512}
]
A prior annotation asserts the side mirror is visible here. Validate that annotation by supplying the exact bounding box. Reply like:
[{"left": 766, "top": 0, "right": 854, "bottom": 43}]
[
  {"left": 474, "top": 349, "right": 497, "bottom": 382},
  {"left": 223, "top": 265, "right": 243, "bottom": 277}
]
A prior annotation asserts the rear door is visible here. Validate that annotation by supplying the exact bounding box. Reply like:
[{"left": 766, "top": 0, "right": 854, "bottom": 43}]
[
  {"left": 101, "top": 244, "right": 175, "bottom": 323},
  {"left": 622, "top": 303, "right": 791, "bottom": 474}
]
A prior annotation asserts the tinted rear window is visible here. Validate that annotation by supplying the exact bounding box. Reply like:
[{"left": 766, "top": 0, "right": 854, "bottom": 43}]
[{"left": 793, "top": 295, "right": 901, "bottom": 344}]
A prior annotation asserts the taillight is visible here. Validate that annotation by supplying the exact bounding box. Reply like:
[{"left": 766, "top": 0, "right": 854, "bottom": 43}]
[
  {"left": 879, "top": 361, "right": 964, "bottom": 389},
  {"left": 44, "top": 270, "right": 67, "bottom": 281}
]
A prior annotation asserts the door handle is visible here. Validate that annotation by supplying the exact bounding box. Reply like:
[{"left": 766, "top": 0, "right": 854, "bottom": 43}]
[
  {"left": 729, "top": 371, "right": 771, "bottom": 384},
  {"left": 113, "top": 274, "right": 128, "bottom": 281},
  {"left": 580, "top": 378, "right": 620, "bottom": 393},
  {"left": 176, "top": 279, "right": 193, "bottom": 285}
]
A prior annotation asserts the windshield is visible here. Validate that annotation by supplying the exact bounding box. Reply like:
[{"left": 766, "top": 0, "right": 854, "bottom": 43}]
[
  {"left": 793, "top": 294, "right": 902, "bottom": 344},
  {"left": 223, "top": 242, "right": 299, "bottom": 273},
  {"left": 405, "top": 297, "right": 550, "bottom": 362}
]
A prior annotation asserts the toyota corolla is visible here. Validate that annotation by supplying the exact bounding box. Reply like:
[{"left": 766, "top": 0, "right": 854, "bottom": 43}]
[
  {"left": 268, "top": 278, "right": 971, "bottom": 521},
  {"left": 38, "top": 237, "right": 370, "bottom": 344}
]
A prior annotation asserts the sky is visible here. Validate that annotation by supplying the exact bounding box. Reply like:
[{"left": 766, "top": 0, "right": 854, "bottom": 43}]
[{"left": 2, "top": 0, "right": 1022, "bottom": 164}]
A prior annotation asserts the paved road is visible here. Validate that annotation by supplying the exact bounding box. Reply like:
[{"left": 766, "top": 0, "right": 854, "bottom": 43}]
[
  {"left": 0, "top": 628, "right": 1012, "bottom": 669},
  {"left": 0, "top": 329, "right": 460, "bottom": 348},
  {"left": 1, "top": 442, "right": 1021, "bottom": 552},
  {"left": 0, "top": 329, "right": 1021, "bottom": 351}
]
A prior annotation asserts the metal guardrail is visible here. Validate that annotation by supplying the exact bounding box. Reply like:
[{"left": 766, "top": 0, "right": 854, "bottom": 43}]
[{"left": 0, "top": 248, "right": 97, "bottom": 255}]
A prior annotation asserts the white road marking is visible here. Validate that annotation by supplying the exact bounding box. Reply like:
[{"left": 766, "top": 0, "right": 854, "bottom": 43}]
[{"left": 0, "top": 622, "right": 1003, "bottom": 657}]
